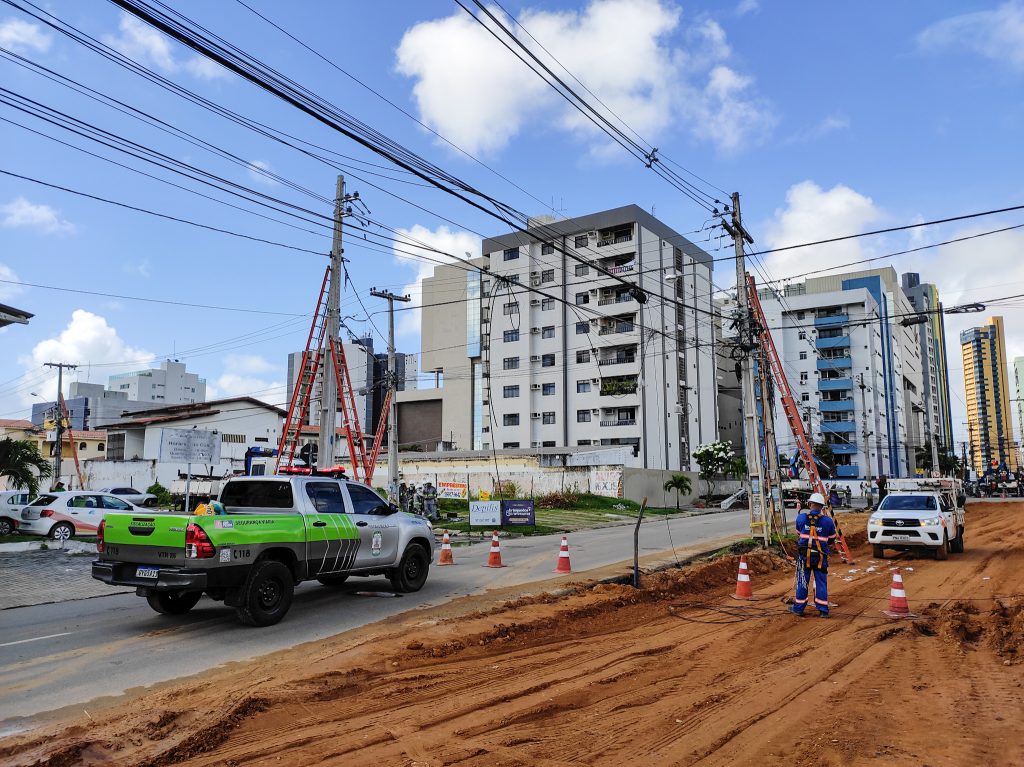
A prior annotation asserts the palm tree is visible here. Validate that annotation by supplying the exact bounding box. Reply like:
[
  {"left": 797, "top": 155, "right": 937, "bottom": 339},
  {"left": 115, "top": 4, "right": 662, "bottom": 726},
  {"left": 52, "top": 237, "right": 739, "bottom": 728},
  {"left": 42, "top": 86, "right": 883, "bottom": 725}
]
[
  {"left": 663, "top": 474, "right": 693, "bottom": 511},
  {"left": 0, "top": 437, "right": 51, "bottom": 497}
]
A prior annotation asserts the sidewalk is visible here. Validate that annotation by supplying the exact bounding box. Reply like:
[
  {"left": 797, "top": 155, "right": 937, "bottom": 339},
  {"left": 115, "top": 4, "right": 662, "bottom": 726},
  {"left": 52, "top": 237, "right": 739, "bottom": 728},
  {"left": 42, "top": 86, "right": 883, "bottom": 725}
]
[{"left": 0, "top": 548, "right": 131, "bottom": 610}]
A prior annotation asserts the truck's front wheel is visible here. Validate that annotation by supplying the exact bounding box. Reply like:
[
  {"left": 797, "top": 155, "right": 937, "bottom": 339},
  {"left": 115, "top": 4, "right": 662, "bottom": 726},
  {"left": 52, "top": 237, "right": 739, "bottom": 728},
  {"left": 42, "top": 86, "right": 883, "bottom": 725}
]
[
  {"left": 934, "top": 533, "right": 949, "bottom": 561},
  {"left": 950, "top": 526, "right": 965, "bottom": 553},
  {"left": 146, "top": 590, "right": 202, "bottom": 615},
  {"left": 236, "top": 560, "right": 294, "bottom": 627},
  {"left": 388, "top": 543, "right": 429, "bottom": 593},
  {"left": 872, "top": 544, "right": 885, "bottom": 559}
]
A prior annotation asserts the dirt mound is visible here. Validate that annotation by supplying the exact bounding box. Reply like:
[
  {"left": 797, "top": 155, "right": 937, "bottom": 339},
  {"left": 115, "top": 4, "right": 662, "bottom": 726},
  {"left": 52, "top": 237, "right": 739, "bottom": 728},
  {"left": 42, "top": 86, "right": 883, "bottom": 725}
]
[{"left": 914, "top": 598, "right": 1024, "bottom": 659}]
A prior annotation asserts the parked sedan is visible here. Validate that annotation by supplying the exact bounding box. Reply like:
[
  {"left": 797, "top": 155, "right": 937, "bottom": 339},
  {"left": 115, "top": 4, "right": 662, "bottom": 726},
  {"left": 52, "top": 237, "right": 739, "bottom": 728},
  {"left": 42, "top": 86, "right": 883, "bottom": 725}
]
[
  {"left": 0, "top": 490, "right": 30, "bottom": 535},
  {"left": 97, "top": 486, "right": 158, "bottom": 507},
  {"left": 19, "top": 492, "right": 141, "bottom": 540}
]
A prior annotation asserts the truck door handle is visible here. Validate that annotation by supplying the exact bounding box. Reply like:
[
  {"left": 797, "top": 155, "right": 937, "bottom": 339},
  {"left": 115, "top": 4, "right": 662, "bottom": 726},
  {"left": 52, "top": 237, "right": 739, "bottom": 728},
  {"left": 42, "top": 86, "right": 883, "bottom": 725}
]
[
  {"left": 312, "top": 521, "right": 327, "bottom": 527},
  {"left": 356, "top": 521, "right": 368, "bottom": 527}
]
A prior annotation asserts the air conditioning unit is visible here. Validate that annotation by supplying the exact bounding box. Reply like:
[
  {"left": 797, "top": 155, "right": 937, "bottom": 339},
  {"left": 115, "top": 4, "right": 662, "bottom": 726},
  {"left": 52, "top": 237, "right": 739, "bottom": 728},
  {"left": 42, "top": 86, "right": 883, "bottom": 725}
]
[
  {"left": 530, "top": 355, "right": 541, "bottom": 362},
  {"left": 530, "top": 299, "right": 541, "bottom": 306},
  {"left": 530, "top": 384, "right": 541, "bottom": 391},
  {"left": 531, "top": 441, "right": 540, "bottom": 448},
  {"left": 530, "top": 327, "right": 540, "bottom": 334},
  {"left": 531, "top": 412, "right": 541, "bottom": 419},
  {"left": 591, "top": 378, "right": 600, "bottom": 383},
  {"left": 587, "top": 230, "right": 598, "bottom": 239},
  {"left": 592, "top": 408, "right": 600, "bottom": 414},
  {"left": 531, "top": 278, "right": 541, "bottom": 287}
]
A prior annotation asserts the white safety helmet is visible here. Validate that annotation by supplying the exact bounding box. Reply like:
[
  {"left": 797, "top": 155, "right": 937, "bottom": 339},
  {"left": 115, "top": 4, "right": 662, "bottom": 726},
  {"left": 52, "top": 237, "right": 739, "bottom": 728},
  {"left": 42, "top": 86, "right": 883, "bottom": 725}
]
[{"left": 808, "top": 492, "right": 826, "bottom": 506}]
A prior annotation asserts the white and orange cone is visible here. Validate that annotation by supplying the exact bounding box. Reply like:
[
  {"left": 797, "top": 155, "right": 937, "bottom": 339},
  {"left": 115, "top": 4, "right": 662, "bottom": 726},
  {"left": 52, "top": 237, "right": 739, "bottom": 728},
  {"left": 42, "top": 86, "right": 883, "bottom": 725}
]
[
  {"left": 882, "top": 567, "right": 916, "bottom": 618},
  {"left": 437, "top": 530, "right": 455, "bottom": 566},
  {"left": 731, "top": 555, "right": 755, "bottom": 600},
  {"left": 554, "top": 536, "right": 572, "bottom": 573},
  {"left": 483, "top": 530, "right": 506, "bottom": 568}
]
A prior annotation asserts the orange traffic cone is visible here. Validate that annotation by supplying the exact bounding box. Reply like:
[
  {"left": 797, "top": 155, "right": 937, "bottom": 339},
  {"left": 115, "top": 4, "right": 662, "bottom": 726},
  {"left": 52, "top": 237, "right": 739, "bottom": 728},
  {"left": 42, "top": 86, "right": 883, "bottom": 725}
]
[
  {"left": 437, "top": 530, "right": 455, "bottom": 566},
  {"left": 731, "top": 555, "right": 755, "bottom": 600},
  {"left": 554, "top": 536, "right": 572, "bottom": 573},
  {"left": 483, "top": 530, "right": 506, "bottom": 568},
  {"left": 882, "top": 567, "right": 916, "bottom": 618}
]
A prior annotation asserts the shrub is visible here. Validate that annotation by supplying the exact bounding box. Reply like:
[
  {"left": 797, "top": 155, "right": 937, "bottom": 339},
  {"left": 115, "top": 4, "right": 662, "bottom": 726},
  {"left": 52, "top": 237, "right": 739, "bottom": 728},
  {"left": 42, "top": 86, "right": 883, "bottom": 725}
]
[
  {"left": 536, "top": 489, "right": 581, "bottom": 509},
  {"left": 146, "top": 481, "right": 172, "bottom": 508}
]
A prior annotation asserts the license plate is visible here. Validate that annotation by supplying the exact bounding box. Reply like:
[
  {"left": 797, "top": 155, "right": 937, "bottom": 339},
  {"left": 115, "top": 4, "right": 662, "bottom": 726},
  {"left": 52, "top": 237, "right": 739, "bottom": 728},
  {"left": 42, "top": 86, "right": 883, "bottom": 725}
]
[
  {"left": 891, "top": 535, "right": 910, "bottom": 541},
  {"left": 135, "top": 567, "right": 159, "bottom": 579}
]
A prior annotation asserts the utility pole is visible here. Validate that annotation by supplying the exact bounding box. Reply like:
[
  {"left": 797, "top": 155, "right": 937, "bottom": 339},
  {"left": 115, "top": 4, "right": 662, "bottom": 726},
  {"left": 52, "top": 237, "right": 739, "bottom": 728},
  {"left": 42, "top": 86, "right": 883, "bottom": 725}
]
[
  {"left": 722, "top": 192, "right": 767, "bottom": 541},
  {"left": 757, "top": 345, "right": 784, "bottom": 536},
  {"left": 44, "top": 362, "right": 76, "bottom": 487},
  {"left": 370, "top": 288, "right": 411, "bottom": 502},
  {"left": 858, "top": 373, "right": 873, "bottom": 491}
]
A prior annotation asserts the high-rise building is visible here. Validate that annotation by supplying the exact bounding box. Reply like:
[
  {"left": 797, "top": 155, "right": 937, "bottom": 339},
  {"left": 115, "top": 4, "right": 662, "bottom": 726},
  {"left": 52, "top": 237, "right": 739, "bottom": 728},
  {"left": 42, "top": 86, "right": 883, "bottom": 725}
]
[
  {"left": 901, "top": 273, "right": 954, "bottom": 453},
  {"left": 107, "top": 360, "right": 206, "bottom": 405},
  {"left": 1014, "top": 356, "right": 1024, "bottom": 469},
  {"left": 756, "top": 267, "right": 926, "bottom": 479},
  {"left": 961, "top": 316, "right": 1018, "bottom": 474}
]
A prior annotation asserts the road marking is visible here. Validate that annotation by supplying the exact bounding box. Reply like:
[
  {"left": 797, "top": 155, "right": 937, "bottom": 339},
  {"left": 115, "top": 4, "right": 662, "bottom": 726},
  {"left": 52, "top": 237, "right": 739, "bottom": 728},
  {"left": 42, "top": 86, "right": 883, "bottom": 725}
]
[{"left": 0, "top": 632, "right": 73, "bottom": 648}]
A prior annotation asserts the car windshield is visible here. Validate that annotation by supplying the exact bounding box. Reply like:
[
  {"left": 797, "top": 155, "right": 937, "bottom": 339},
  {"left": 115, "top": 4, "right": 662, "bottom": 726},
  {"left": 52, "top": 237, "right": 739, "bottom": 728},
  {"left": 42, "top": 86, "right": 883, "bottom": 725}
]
[
  {"left": 219, "top": 480, "right": 294, "bottom": 509},
  {"left": 30, "top": 495, "right": 58, "bottom": 506},
  {"left": 879, "top": 495, "right": 938, "bottom": 511}
]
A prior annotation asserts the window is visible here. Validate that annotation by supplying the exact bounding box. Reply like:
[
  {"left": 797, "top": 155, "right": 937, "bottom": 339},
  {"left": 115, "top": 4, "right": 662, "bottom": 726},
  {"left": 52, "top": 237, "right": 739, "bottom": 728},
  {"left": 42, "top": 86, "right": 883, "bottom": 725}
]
[
  {"left": 220, "top": 480, "right": 295, "bottom": 509},
  {"left": 575, "top": 264, "right": 589, "bottom": 277},
  {"left": 503, "top": 329, "right": 519, "bottom": 342},
  {"left": 346, "top": 482, "right": 388, "bottom": 514},
  {"left": 503, "top": 442, "right": 520, "bottom": 448},
  {"left": 541, "top": 269, "right": 555, "bottom": 283},
  {"left": 503, "top": 302, "right": 519, "bottom": 316},
  {"left": 97, "top": 443, "right": 105, "bottom": 451},
  {"left": 542, "top": 412, "right": 556, "bottom": 425},
  {"left": 542, "top": 326, "right": 555, "bottom": 339},
  {"left": 306, "top": 481, "right": 345, "bottom": 514},
  {"left": 796, "top": 311, "right": 805, "bottom": 320},
  {"left": 577, "top": 380, "right": 591, "bottom": 393},
  {"left": 577, "top": 439, "right": 592, "bottom": 446},
  {"left": 574, "top": 235, "right": 588, "bottom": 248},
  {"left": 101, "top": 495, "right": 132, "bottom": 510},
  {"left": 799, "top": 351, "right": 807, "bottom": 360},
  {"left": 798, "top": 331, "right": 806, "bottom": 340},
  {"left": 800, "top": 372, "right": 808, "bottom": 383},
  {"left": 542, "top": 441, "right": 556, "bottom": 447},
  {"left": 221, "top": 433, "right": 246, "bottom": 444},
  {"left": 801, "top": 392, "right": 810, "bottom": 402},
  {"left": 541, "top": 298, "right": 554, "bottom": 311},
  {"left": 503, "top": 414, "right": 520, "bottom": 426},
  {"left": 503, "top": 385, "right": 520, "bottom": 398},
  {"left": 541, "top": 242, "right": 554, "bottom": 255},
  {"left": 542, "top": 383, "right": 555, "bottom": 395},
  {"left": 542, "top": 354, "right": 555, "bottom": 367},
  {"left": 576, "top": 350, "right": 591, "bottom": 363},
  {"left": 575, "top": 292, "right": 590, "bottom": 305},
  {"left": 507, "top": 273, "right": 520, "bottom": 284},
  {"left": 503, "top": 247, "right": 519, "bottom": 261},
  {"left": 79, "top": 442, "right": 86, "bottom": 451},
  {"left": 577, "top": 409, "right": 592, "bottom": 422},
  {"left": 503, "top": 357, "right": 520, "bottom": 370},
  {"left": 576, "top": 322, "right": 589, "bottom": 334},
  {"left": 254, "top": 437, "right": 269, "bottom": 443}
]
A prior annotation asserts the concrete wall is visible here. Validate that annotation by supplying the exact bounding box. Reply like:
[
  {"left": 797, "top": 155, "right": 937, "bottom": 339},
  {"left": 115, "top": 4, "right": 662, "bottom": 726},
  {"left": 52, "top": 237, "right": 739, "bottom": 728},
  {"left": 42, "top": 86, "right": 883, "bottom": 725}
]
[
  {"left": 396, "top": 396, "right": 443, "bottom": 450},
  {"left": 622, "top": 468, "right": 702, "bottom": 508}
]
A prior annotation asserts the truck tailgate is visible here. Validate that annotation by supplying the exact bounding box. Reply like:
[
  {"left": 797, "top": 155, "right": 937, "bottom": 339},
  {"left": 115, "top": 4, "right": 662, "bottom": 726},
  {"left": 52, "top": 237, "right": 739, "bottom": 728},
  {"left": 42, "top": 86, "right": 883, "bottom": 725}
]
[{"left": 101, "top": 512, "right": 189, "bottom": 566}]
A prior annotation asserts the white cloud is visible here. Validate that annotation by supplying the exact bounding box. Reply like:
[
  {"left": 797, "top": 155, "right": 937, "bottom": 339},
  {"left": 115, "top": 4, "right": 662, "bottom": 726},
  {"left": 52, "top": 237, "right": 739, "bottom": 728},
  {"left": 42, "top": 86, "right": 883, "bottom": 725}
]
[
  {"left": 395, "top": 0, "right": 774, "bottom": 156},
  {"left": 783, "top": 113, "right": 850, "bottom": 145},
  {"left": 223, "top": 354, "right": 277, "bottom": 376},
  {"left": 735, "top": 0, "right": 759, "bottom": 16},
  {"left": 122, "top": 259, "right": 151, "bottom": 278},
  {"left": 0, "top": 18, "right": 51, "bottom": 52},
  {"left": 0, "top": 263, "right": 23, "bottom": 302},
  {"left": 104, "top": 14, "right": 229, "bottom": 80},
  {"left": 247, "top": 160, "right": 278, "bottom": 185},
  {"left": 212, "top": 373, "right": 285, "bottom": 404},
  {"left": 917, "top": 1, "right": 1024, "bottom": 72},
  {"left": 391, "top": 225, "right": 481, "bottom": 336},
  {"left": 0, "top": 196, "right": 75, "bottom": 234}
]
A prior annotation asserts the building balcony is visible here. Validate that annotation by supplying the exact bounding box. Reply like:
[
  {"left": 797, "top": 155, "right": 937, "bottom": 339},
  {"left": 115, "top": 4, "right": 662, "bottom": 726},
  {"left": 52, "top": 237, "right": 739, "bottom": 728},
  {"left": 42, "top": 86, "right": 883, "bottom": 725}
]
[
  {"left": 819, "top": 399, "right": 855, "bottom": 412},
  {"left": 600, "top": 379, "right": 638, "bottom": 396},
  {"left": 829, "top": 443, "right": 859, "bottom": 455},
  {"left": 598, "top": 356, "right": 637, "bottom": 367},
  {"left": 600, "top": 419, "right": 637, "bottom": 427},
  {"left": 598, "top": 323, "right": 636, "bottom": 336},
  {"left": 597, "top": 232, "right": 634, "bottom": 247},
  {"left": 835, "top": 465, "right": 860, "bottom": 478},
  {"left": 818, "top": 377, "right": 853, "bottom": 392},
  {"left": 820, "top": 421, "right": 857, "bottom": 434},
  {"left": 817, "top": 357, "right": 852, "bottom": 371},
  {"left": 604, "top": 262, "right": 636, "bottom": 275},
  {"left": 816, "top": 336, "right": 851, "bottom": 350},
  {"left": 814, "top": 314, "right": 848, "bottom": 328},
  {"left": 597, "top": 294, "right": 636, "bottom": 307}
]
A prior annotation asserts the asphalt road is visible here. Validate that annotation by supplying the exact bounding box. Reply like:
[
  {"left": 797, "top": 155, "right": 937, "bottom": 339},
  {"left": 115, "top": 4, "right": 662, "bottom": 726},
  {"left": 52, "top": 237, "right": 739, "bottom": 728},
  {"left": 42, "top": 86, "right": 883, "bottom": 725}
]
[{"left": 0, "top": 510, "right": 747, "bottom": 732}]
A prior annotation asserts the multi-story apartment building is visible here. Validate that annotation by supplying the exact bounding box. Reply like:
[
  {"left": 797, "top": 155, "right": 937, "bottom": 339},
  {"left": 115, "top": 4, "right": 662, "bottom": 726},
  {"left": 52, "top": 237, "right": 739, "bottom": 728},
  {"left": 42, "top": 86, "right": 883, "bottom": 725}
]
[
  {"left": 30, "top": 381, "right": 159, "bottom": 431},
  {"left": 1015, "top": 356, "right": 1024, "bottom": 468},
  {"left": 757, "top": 267, "right": 926, "bottom": 479},
  {"left": 901, "top": 273, "right": 954, "bottom": 453},
  {"left": 107, "top": 360, "right": 206, "bottom": 405},
  {"left": 476, "top": 205, "right": 717, "bottom": 470},
  {"left": 961, "top": 316, "right": 1018, "bottom": 474}
]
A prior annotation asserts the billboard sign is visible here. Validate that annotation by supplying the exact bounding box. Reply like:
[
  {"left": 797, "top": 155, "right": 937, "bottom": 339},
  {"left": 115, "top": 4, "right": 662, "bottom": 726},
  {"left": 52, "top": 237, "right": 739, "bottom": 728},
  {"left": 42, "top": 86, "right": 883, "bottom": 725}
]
[
  {"left": 469, "top": 500, "right": 501, "bottom": 526},
  {"left": 501, "top": 499, "right": 536, "bottom": 526},
  {"left": 159, "top": 428, "right": 221, "bottom": 463}
]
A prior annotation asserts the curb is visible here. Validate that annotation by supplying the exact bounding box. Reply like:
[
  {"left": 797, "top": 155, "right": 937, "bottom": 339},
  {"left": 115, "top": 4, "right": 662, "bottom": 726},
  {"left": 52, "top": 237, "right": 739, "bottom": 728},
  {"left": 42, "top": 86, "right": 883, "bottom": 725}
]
[{"left": 0, "top": 540, "right": 96, "bottom": 554}]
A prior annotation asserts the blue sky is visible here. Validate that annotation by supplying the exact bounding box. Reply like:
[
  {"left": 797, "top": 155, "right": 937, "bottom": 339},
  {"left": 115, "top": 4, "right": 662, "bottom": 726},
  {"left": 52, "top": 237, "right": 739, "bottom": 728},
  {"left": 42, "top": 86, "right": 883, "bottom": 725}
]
[{"left": 1, "top": 0, "right": 1023, "bottom": 448}]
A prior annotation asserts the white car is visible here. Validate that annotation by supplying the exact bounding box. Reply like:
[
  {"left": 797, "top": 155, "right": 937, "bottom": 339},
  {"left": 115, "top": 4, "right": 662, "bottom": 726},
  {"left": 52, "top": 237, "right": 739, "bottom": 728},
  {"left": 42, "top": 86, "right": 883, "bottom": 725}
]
[
  {"left": 868, "top": 491, "right": 965, "bottom": 560},
  {"left": 0, "top": 490, "right": 31, "bottom": 535},
  {"left": 19, "top": 491, "right": 143, "bottom": 540},
  {"left": 97, "top": 486, "right": 158, "bottom": 507}
]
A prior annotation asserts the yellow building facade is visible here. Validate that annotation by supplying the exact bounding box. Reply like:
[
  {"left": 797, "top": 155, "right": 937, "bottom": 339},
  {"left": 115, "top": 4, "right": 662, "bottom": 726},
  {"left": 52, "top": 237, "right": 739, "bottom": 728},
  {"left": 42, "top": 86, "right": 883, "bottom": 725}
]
[{"left": 961, "top": 316, "right": 1018, "bottom": 474}]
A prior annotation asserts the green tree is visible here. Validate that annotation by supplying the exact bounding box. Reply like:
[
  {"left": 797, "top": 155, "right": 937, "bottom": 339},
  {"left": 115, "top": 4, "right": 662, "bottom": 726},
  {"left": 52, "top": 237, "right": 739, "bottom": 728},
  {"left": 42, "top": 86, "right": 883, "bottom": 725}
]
[
  {"left": 146, "top": 481, "right": 172, "bottom": 508},
  {"left": 0, "top": 437, "right": 51, "bottom": 497},
  {"left": 663, "top": 474, "right": 693, "bottom": 511},
  {"left": 812, "top": 442, "right": 835, "bottom": 478},
  {"left": 692, "top": 441, "right": 735, "bottom": 500},
  {"left": 726, "top": 455, "right": 747, "bottom": 480}
]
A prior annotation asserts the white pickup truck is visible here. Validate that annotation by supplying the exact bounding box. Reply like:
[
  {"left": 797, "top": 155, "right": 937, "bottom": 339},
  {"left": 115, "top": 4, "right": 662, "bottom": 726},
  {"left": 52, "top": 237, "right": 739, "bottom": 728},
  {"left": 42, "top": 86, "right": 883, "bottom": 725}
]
[{"left": 867, "top": 478, "right": 965, "bottom": 560}]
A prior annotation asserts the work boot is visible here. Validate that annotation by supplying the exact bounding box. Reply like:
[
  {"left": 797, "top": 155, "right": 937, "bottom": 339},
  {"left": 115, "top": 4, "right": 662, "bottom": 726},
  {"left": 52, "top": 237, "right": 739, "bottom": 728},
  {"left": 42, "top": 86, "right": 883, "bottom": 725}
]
[
  {"left": 790, "top": 606, "right": 806, "bottom": 617},
  {"left": 818, "top": 611, "right": 830, "bottom": 618}
]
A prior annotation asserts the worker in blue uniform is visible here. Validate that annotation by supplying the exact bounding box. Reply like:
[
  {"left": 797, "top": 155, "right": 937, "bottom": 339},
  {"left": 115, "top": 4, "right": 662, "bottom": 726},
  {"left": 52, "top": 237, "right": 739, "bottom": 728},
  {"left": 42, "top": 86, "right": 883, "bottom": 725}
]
[{"left": 791, "top": 492, "right": 838, "bottom": 618}]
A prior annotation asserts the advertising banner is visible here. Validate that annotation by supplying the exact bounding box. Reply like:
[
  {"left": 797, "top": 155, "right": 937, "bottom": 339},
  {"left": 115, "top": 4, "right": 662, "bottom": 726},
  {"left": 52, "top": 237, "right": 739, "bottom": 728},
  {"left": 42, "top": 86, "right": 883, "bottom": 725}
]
[
  {"left": 501, "top": 499, "right": 536, "bottom": 526},
  {"left": 469, "top": 500, "right": 501, "bottom": 526},
  {"left": 159, "top": 428, "right": 221, "bottom": 463},
  {"left": 437, "top": 481, "right": 468, "bottom": 499}
]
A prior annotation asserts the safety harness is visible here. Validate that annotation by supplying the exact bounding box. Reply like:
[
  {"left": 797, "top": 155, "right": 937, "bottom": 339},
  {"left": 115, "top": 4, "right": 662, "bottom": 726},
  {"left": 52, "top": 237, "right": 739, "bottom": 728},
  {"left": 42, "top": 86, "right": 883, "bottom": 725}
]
[{"left": 800, "top": 509, "right": 827, "bottom": 571}]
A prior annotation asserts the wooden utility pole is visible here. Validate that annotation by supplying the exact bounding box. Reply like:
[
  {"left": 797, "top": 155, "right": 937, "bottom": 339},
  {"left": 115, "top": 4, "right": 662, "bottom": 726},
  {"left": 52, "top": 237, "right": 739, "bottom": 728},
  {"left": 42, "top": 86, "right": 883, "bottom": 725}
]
[
  {"left": 44, "top": 362, "right": 76, "bottom": 486},
  {"left": 370, "top": 288, "right": 410, "bottom": 502}
]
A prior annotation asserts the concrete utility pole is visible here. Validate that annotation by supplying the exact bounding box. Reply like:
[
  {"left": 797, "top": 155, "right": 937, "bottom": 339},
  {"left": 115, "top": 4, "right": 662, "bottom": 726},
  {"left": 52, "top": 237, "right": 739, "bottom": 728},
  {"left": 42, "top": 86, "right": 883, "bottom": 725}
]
[
  {"left": 858, "top": 373, "right": 873, "bottom": 489},
  {"left": 318, "top": 175, "right": 359, "bottom": 471},
  {"left": 722, "top": 192, "right": 767, "bottom": 540},
  {"left": 44, "top": 362, "right": 76, "bottom": 486},
  {"left": 370, "top": 288, "right": 411, "bottom": 503},
  {"left": 757, "top": 345, "right": 784, "bottom": 536}
]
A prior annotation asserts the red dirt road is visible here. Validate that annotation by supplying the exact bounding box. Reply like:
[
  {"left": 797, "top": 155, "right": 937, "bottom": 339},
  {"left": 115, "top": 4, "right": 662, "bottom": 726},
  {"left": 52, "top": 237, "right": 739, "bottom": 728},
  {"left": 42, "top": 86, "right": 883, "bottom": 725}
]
[{"left": 3, "top": 502, "right": 1023, "bottom": 766}]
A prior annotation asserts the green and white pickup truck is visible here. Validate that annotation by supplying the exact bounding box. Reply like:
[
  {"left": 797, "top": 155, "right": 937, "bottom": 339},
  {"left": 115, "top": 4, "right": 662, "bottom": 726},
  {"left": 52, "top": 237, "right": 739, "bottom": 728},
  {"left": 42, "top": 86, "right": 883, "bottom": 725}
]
[{"left": 92, "top": 475, "right": 435, "bottom": 626}]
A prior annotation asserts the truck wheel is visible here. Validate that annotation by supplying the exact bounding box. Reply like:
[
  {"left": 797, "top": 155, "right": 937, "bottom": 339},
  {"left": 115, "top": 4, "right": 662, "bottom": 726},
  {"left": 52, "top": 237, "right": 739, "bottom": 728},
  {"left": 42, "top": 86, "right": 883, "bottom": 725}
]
[
  {"left": 388, "top": 543, "right": 429, "bottom": 593},
  {"left": 236, "top": 560, "right": 294, "bottom": 627},
  {"left": 49, "top": 522, "right": 74, "bottom": 541},
  {"left": 950, "top": 527, "right": 965, "bottom": 554},
  {"left": 872, "top": 544, "right": 885, "bottom": 559},
  {"left": 934, "top": 533, "right": 949, "bottom": 561},
  {"left": 317, "top": 574, "right": 349, "bottom": 587},
  {"left": 146, "top": 590, "right": 202, "bottom": 615}
]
